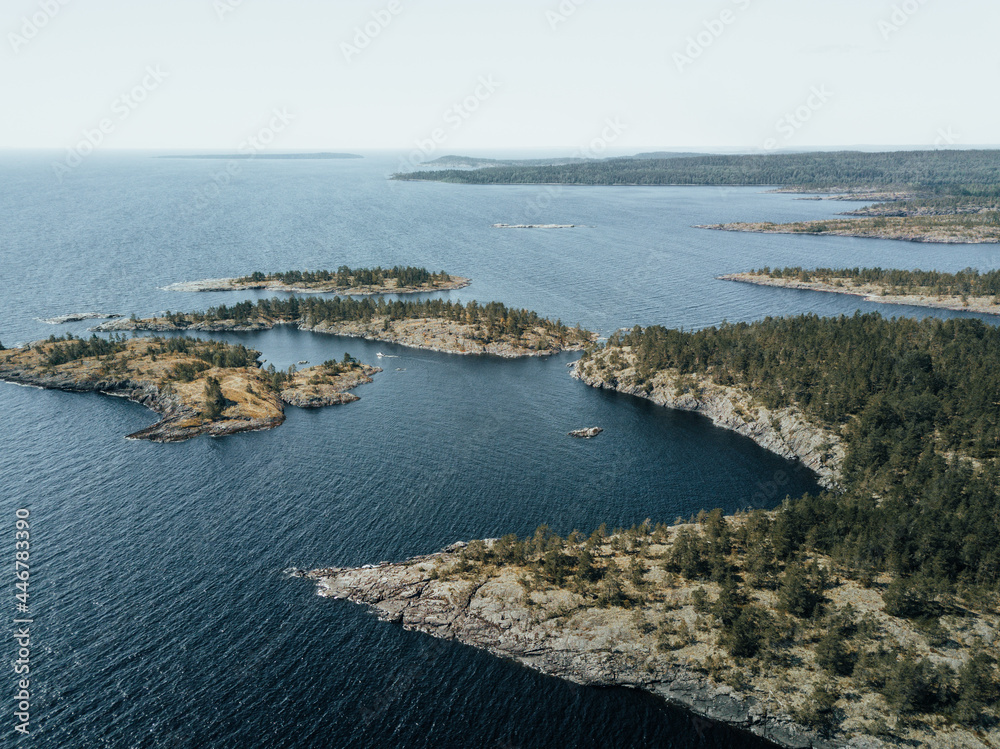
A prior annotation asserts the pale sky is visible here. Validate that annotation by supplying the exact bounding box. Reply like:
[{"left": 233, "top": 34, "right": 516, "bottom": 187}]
[{"left": 2, "top": 0, "right": 997, "bottom": 153}]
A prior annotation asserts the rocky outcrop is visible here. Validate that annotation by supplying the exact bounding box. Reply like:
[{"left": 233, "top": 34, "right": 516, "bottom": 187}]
[
  {"left": 570, "top": 351, "right": 843, "bottom": 487},
  {"left": 40, "top": 312, "right": 122, "bottom": 324},
  {"left": 568, "top": 426, "right": 603, "bottom": 438},
  {"left": 278, "top": 365, "right": 381, "bottom": 408},
  {"left": 305, "top": 550, "right": 847, "bottom": 749}
]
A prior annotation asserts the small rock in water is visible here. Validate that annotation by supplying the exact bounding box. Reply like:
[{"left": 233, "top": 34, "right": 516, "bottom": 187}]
[{"left": 568, "top": 427, "right": 603, "bottom": 439}]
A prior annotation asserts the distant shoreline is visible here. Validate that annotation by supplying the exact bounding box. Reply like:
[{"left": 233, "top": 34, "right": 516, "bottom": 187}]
[
  {"left": 158, "top": 153, "right": 363, "bottom": 160},
  {"left": 719, "top": 272, "right": 1000, "bottom": 315}
]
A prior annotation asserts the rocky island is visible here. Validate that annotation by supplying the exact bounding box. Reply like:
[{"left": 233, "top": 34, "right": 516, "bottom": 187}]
[
  {"left": 568, "top": 426, "right": 603, "bottom": 438},
  {"left": 95, "top": 297, "right": 594, "bottom": 358},
  {"left": 0, "top": 335, "right": 379, "bottom": 441},
  {"left": 164, "top": 266, "right": 470, "bottom": 295},
  {"left": 40, "top": 312, "right": 123, "bottom": 324},
  {"left": 720, "top": 268, "right": 1000, "bottom": 316}
]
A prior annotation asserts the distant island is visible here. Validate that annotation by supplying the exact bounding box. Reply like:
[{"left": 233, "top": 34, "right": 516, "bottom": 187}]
[
  {"left": 395, "top": 150, "right": 1000, "bottom": 244},
  {"left": 414, "top": 152, "right": 706, "bottom": 170},
  {"left": 419, "top": 155, "right": 590, "bottom": 169},
  {"left": 160, "top": 152, "right": 363, "bottom": 160},
  {"left": 94, "top": 297, "right": 594, "bottom": 358},
  {"left": 720, "top": 267, "right": 1000, "bottom": 314},
  {"left": 492, "top": 223, "right": 577, "bottom": 229},
  {"left": 0, "top": 335, "right": 379, "bottom": 441},
  {"left": 307, "top": 312, "right": 1000, "bottom": 748},
  {"left": 164, "top": 266, "right": 469, "bottom": 295}
]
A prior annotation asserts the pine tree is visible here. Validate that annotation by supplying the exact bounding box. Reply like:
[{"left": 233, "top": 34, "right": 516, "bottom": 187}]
[{"left": 203, "top": 376, "right": 227, "bottom": 419}]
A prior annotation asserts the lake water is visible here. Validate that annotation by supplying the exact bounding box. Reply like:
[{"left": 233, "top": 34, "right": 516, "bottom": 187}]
[{"left": 2, "top": 152, "right": 997, "bottom": 748}]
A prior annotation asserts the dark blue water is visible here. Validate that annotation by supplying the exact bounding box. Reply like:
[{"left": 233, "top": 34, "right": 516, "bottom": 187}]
[{"left": 3, "top": 152, "right": 998, "bottom": 748}]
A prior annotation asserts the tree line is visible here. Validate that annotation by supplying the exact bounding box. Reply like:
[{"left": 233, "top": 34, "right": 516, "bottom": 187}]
[
  {"left": 165, "top": 296, "right": 589, "bottom": 344},
  {"left": 237, "top": 266, "right": 452, "bottom": 288}
]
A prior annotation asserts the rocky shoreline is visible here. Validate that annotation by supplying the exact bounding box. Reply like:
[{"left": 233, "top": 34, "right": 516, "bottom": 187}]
[
  {"left": 0, "top": 358, "right": 281, "bottom": 442},
  {"left": 719, "top": 273, "right": 1000, "bottom": 316},
  {"left": 570, "top": 351, "right": 843, "bottom": 487},
  {"left": 302, "top": 545, "right": 848, "bottom": 749},
  {"left": 278, "top": 364, "right": 381, "bottom": 409},
  {"left": 40, "top": 312, "right": 122, "bottom": 324},
  {"left": 302, "top": 528, "right": 1000, "bottom": 749},
  {"left": 94, "top": 317, "right": 592, "bottom": 358}
]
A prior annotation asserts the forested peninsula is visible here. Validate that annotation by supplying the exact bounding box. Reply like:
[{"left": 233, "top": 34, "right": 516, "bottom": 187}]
[
  {"left": 309, "top": 312, "right": 1000, "bottom": 748},
  {"left": 721, "top": 268, "right": 1000, "bottom": 315},
  {"left": 95, "top": 297, "right": 594, "bottom": 357},
  {"left": 396, "top": 150, "right": 1000, "bottom": 244},
  {"left": 166, "top": 266, "right": 469, "bottom": 294},
  {"left": 0, "top": 335, "right": 379, "bottom": 441},
  {"left": 395, "top": 150, "right": 1000, "bottom": 189},
  {"left": 701, "top": 215, "right": 1000, "bottom": 244}
]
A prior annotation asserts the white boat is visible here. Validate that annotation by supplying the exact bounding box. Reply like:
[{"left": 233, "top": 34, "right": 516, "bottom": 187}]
[{"left": 376, "top": 352, "right": 384, "bottom": 358}]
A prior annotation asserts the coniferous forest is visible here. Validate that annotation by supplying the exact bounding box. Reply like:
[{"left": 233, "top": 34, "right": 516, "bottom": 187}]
[
  {"left": 752, "top": 267, "right": 1000, "bottom": 299},
  {"left": 236, "top": 266, "right": 452, "bottom": 288},
  {"left": 591, "top": 313, "right": 1000, "bottom": 597}
]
